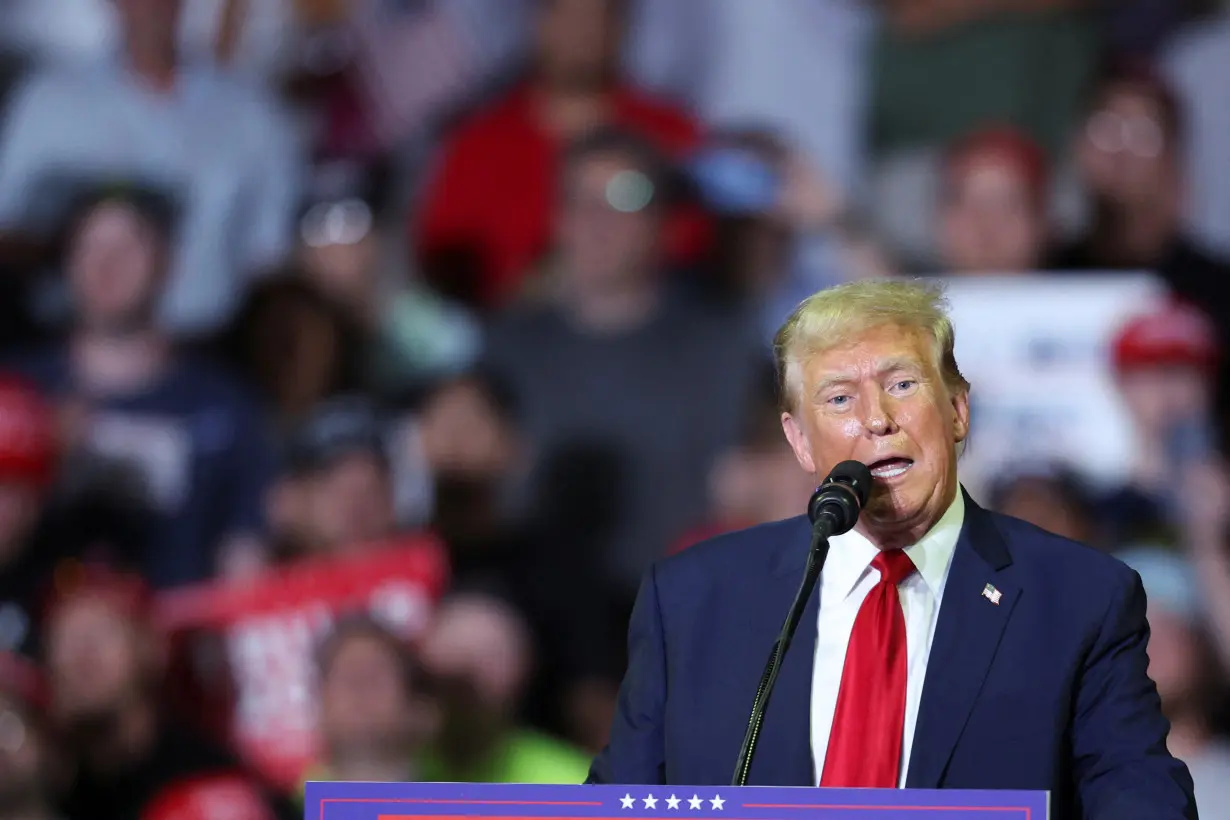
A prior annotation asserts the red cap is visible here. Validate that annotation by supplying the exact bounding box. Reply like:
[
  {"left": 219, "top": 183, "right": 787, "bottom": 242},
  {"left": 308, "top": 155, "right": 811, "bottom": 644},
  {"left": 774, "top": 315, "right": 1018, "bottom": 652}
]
[
  {"left": 142, "top": 774, "right": 274, "bottom": 820},
  {"left": 0, "top": 375, "right": 56, "bottom": 489},
  {"left": 1112, "top": 301, "right": 1219, "bottom": 374},
  {"left": 945, "top": 125, "right": 1050, "bottom": 207}
]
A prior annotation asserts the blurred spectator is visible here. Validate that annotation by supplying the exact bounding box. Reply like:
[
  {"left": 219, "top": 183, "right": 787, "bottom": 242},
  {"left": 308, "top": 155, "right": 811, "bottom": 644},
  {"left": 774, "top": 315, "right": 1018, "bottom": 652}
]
[
  {"left": 1057, "top": 61, "right": 1230, "bottom": 435},
  {"left": 936, "top": 126, "right": 1051, "bottom": 274},
  {"left": 1162, "top": 10, "right": 1230, "bottom": 259},
  {"left": 1096, "top": 301, "right": 1219, "bottom": 546},
  {"left": 268, "top": 396, "right": 395, "bottom": 560},
  {"left": 0, "top": 652, "right": 63, "bottom": 820},
  {"left": 417, "top": 592, "right": 590, "bottom": 783},
  {"left": 1115, "top": 547, "right": 1230, "bottom": 807},
  {"left": 224, "top": 275, "right": 365, "bottom": 435},
  {"left": 687, "top": 128, "right": 888, "bottom": 345},
  {"left": 415, "top": 371, "right": 621, "bottom": 751},
  {"left": 0, "top": 0, "right": 303, "bottom": 336},
  {"left": 5, "top": 187, "right": 276, "bottom": 588},
  {"left": 986, "top": 464, "right": 1097, "bottom": 546},
  {"left": 44, "top": 568, "right": 286, "bottom": 820},
  {"left": 414, "top": 0, "right": 704, "bottom": 310},
  {"left": 310, "top": 616, "right": 435, "bottom": 785},
  {"left": 484, "top": 128, "right": 765, "bottom": 599},
  {"left": 1054, "top": 63, "right": 1230, "bottom": 326},
  {"left": 868, "top": 0, "right": 1098, "bottom": 161},
  {"left": 416, "top": 372, "right": 526, "bottom": 556},
  {"left": 296, "top": 157, "right": 481, "bottom": 401}
]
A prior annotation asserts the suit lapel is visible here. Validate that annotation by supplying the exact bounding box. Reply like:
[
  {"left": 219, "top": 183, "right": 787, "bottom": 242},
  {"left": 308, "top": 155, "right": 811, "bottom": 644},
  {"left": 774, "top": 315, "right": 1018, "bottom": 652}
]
[
  {"left": 743, "top": 517, "right": 820, "bottom": 785},
  {"left": 906, "top": 492, "right": 1021, "bottom": 788}
]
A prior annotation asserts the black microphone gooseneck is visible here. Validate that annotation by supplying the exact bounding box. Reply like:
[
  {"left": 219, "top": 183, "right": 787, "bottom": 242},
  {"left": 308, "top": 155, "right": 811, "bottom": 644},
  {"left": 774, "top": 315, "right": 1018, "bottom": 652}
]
[{"left": 730, "top": 460, "right": 873, "bottom": 786}]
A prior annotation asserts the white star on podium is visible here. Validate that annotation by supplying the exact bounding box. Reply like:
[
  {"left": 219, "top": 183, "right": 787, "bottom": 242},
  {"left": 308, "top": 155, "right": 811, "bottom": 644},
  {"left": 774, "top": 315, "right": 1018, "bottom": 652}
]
[
  {"left": 665, "top": 795, "right": 681, "bottom": 810},
  {"left": 643, "top": 795, "right": 658, "bottom": 809},
  {"left": 709, "top": 796, "right": 725, "bottom": 811},
  {"left": 620, "top": 794, "right": 635, "bottom": 809},
  {"left": 687, "top": 795, "right": 702, "bottom": 810}
]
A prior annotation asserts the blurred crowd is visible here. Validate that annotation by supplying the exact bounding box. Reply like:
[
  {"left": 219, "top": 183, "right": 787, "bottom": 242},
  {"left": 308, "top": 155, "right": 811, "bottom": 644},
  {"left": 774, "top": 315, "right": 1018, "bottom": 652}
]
[{"left": 2, "top": 0, "right": 1230, "bottom": 817}]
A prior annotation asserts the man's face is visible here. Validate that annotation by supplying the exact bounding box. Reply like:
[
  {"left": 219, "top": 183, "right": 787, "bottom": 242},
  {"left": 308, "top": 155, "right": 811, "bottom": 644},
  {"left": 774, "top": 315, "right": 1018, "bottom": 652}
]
[
  {"left": 68, "top": 203, "right": 164, "bottom": 334},
  {"left": 1078, "top": 86, "right": 1175, "bottom": 206},
  {"left": 782, "top": 324, "right": 970, "bottom": 538},
  {"left": 319, "top": 634, "right": 418, "bottom": 758},
  {"left": 1116, "top": 366, "right": 1210, "bottom": 438},
  {"left": 419, "top": 599, "right": 528, "bottom": 717},
  {"left": 559, "top": 152, "right": 662, "bottom": 292},
  {"left": 301, "top": 453, "right": 394, "bottom": 552},
  {"left": 46, "top": 599, "right": 144, "bottom": 723},
  {"left": 418, "top": 381, "right": 515, "bottom": 479},
  {"left": 939, "top": 152, "right": 1045, "bottom": 274},
  {"left": 535, "top": 0, "right": 619, "bottom": 89}
]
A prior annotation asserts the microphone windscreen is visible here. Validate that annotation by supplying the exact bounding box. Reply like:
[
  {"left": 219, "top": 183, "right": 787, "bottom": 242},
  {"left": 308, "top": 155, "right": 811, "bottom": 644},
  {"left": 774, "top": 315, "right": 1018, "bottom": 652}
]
[{"left": 827, "top": 460, "right": 872, "bottom": 507}]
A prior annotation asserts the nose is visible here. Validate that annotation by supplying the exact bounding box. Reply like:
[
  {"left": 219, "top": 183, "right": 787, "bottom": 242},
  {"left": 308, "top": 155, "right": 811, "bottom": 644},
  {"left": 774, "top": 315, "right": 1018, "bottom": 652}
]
[{"left": 862, "top": 390, "right": 899, "bottom": 437}]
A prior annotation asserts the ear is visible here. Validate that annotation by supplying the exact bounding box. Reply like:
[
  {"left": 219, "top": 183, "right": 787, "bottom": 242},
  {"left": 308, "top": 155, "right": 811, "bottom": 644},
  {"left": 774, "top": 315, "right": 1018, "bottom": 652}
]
[
  {"left": 781, "top": 412, "right": 816, "bottom": 474},
  {"left": 951, "top": 388, "right": 971, "bottom": 444}
]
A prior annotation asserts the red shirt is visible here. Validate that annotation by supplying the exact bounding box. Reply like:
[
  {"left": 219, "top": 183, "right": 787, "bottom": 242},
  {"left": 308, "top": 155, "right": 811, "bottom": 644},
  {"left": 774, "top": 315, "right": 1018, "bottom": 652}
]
[{"left": 415, "top": 84, "right": 705, "bottom": 308}]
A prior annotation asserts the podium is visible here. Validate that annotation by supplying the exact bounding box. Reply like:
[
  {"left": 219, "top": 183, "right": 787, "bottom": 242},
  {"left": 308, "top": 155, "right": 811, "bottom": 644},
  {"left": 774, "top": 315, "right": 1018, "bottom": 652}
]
[{"left": 306, "top": 781, "right": 1048, "bottom": 820}]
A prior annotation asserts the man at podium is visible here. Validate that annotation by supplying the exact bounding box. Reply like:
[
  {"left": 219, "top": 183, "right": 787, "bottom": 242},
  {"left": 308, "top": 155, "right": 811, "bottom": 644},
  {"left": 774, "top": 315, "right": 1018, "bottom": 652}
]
[{"left": 588, "top": 280, "right": 1198, "bottom": 819}]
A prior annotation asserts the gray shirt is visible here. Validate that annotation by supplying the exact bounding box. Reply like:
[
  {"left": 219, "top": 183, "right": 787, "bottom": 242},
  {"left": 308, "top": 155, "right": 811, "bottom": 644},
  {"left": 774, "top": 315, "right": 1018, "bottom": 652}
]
[{"left": 485, "top": 294, "right": 767, "bottom": 592}]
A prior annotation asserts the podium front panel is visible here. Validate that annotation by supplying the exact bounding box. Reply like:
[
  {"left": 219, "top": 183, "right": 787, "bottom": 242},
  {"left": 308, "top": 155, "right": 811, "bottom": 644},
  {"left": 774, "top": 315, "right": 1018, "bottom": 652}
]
[{"left": 307, "top": 781, "right": 1048, "bottom": 820}]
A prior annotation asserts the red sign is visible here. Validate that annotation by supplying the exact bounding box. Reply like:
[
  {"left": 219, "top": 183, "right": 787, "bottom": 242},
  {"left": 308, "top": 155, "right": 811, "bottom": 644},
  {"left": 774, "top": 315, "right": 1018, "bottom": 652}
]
[{"left": 157, "top": 536, "right": 449, "bottom": 790}]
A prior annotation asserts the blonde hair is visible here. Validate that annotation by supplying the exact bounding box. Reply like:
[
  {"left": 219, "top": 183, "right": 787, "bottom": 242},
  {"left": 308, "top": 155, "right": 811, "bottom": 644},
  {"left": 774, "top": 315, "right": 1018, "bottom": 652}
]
[{"left": 773, "top": 279, "right": 971, "bottom": 411}]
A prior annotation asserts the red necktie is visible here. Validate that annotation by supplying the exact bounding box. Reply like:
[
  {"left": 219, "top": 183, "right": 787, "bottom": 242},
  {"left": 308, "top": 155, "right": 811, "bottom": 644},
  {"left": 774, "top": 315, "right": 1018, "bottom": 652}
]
[{"left": 820, "top": 549, "right": 917, "bottom": 788}]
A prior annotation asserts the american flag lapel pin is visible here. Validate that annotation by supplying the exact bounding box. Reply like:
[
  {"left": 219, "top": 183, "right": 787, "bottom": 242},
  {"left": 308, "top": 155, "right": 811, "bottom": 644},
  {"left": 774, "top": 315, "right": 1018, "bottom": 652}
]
[{"left": 982, "top": 583, "right": 1002, "bottom": 605}]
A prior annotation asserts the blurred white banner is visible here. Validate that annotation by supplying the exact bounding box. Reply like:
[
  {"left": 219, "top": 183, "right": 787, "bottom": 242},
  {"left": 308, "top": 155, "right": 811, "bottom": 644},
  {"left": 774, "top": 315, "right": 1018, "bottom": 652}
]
[{"left": 940, "top": 273, "right": 1167, "bottom": 502}]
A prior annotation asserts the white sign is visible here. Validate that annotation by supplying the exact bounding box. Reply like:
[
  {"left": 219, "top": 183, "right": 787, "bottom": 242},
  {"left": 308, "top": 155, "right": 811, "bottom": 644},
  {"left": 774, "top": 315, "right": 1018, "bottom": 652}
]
[{"left": 939, "top": 273, "right": 1166, "bottom": 501}]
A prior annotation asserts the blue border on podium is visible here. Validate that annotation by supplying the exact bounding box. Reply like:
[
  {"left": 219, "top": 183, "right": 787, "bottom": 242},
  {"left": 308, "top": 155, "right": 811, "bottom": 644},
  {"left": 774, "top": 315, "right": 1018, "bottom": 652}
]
[{"left": 306, "top": 781, "right": 1049, "bottom": 820}]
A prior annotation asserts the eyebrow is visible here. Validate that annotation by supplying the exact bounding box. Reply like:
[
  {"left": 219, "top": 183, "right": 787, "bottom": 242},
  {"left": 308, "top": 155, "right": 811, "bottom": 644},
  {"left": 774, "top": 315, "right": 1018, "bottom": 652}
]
[{"left": 812, "top": 357, "right": 924, "bottom": 396}]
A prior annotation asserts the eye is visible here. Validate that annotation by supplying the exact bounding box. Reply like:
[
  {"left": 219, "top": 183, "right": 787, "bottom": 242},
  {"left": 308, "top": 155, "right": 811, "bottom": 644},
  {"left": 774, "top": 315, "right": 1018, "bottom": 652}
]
[
  {"left": 827, "top": 395, "right": 851, "bottom": 408},
  {"left": 891, "top": 380, "right": 917, "bottom": 393}
]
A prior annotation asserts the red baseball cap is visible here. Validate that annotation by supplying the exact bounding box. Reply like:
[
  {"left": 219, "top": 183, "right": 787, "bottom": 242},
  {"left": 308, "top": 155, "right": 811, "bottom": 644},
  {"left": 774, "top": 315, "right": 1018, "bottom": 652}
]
[
  {"left": 0, "top": 375, "right": 56, "bottom": 489},
  {"left": 1111, "top": 301, "right": 1219, "bottom": 374},
  {"left": 945, "top": 125, "right": 1050, "bottom": 207}
]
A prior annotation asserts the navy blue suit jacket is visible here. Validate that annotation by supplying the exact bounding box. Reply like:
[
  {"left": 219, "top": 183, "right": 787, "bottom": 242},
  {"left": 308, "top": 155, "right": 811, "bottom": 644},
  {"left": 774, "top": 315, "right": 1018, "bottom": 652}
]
[{"left": 589, "top": 492, "right": 1198, "bottom": 820}]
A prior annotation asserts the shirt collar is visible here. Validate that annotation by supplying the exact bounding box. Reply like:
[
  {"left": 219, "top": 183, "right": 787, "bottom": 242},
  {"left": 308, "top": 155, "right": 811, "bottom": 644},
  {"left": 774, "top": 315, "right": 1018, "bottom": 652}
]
[{"left": 820, "top": 489, "right": 965, "bottom": 603}]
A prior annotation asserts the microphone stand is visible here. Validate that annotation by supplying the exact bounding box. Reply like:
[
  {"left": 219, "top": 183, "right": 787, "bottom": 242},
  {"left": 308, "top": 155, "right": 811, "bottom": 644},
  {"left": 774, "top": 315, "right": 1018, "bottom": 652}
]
[{"left": 730, "top": 524, "right": 831, "bottom": 786}]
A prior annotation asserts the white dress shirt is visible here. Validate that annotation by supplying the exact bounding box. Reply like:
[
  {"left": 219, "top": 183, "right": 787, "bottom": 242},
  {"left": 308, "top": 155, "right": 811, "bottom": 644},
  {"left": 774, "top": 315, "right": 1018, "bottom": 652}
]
[{"left": 810, "top": 490, "right": 965, "bottom": 787}]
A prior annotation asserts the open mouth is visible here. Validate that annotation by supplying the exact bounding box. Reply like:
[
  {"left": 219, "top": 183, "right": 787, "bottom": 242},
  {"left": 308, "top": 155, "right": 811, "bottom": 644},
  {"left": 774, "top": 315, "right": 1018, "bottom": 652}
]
[{"left": 868, "top": 458, "right": 914, "bottom": 480}]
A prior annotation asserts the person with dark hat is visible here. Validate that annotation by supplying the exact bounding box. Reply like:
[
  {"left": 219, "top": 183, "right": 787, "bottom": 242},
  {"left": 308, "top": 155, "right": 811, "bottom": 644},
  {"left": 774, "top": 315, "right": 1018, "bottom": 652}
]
[{"left": 267, "top": 396, "right": 398, "bottom": 560}]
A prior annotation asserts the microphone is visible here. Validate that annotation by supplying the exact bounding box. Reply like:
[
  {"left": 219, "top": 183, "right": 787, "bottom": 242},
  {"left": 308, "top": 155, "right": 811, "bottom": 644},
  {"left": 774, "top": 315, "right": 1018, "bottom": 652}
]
[
  {"left": 730, "top": 460, "right": 873, "bottom": 786},
  {"left": 808, "top": 460, "right": 873, "bottom": 539}
]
